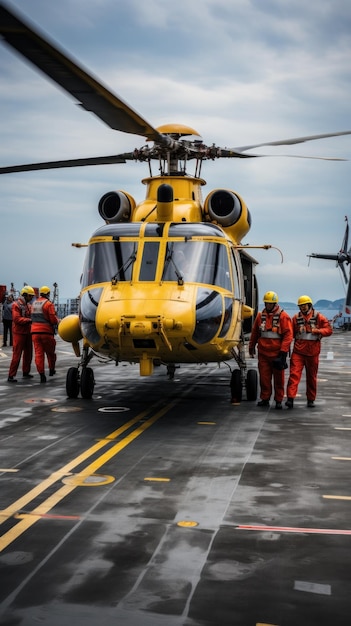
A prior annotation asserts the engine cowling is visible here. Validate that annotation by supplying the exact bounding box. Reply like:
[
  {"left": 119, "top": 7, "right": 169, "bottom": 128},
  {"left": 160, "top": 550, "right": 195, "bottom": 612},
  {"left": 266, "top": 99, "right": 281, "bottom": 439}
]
[
  {"left": 204, "top": 189, "right": 251, "bottom": 243},
  {"left": 98, "top": 191, "right": 135, "bottom": 223}
]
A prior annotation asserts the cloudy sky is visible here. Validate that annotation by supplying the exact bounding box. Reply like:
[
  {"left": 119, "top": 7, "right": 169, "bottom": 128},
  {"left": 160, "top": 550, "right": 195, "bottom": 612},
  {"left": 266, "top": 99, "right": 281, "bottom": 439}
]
[{"left": 1, "top": 0, "right": 350, "bottom": 304}]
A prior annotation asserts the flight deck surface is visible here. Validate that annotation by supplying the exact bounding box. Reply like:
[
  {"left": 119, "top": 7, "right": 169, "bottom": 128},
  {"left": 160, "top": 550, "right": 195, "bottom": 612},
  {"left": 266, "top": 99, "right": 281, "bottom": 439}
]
[{"left": 0, "top": 331, "right": 350, "bottom": 626}]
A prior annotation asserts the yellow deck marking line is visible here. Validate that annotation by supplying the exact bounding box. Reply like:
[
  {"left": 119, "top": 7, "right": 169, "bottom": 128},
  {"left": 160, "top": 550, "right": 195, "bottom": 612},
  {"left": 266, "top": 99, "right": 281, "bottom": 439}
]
[
  {"left": 0, "top": 469, "right": 19, "bottom": 473},
  {"left": 0, "top": 400, "right": 177, "bottom": 551},
  {"left": 0, "top": 404, "right": 156, "bottom": 523},
  {"left": 332, "top": 457, "right": 351, "bottom": 461},
  {"left": 144, "top": 477, "right": 170, "bottom": 482},
  {"left": 197, "top": 421, "right": 216, "bottom": 425},
  {"left": 334, "top": 427, "right": 351, "bottom": 431}
]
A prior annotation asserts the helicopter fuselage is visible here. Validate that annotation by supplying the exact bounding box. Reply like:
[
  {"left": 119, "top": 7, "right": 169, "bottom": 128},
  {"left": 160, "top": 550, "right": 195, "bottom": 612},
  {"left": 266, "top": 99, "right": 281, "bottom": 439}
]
[{"left": 59, "top": 175, "right": 255, "bottom": 378}]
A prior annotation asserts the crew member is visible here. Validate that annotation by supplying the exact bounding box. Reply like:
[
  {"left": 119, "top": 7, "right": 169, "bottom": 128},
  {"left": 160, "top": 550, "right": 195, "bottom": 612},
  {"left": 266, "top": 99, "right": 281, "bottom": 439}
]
[
  {"left": 7, "top": 286, "right": 35, "bottom": 382},
  {"left": 249, "top": 291, "right": 293, "bottom": 409},
  {"left": 31, "top": 286, "right": 60, "bottom": 383},
  {"left": 2, "top": 293, "right": 14, "bottom": 347},
  {"left": 286, "top": 295, "right": 332, "bottom": 408}
]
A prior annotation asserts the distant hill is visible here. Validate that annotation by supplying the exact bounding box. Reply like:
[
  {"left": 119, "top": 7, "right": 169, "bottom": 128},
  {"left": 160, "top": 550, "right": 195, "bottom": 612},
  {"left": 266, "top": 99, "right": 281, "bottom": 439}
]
[{"left": 280, "top": 299, "right": 344, "bottom": 310}]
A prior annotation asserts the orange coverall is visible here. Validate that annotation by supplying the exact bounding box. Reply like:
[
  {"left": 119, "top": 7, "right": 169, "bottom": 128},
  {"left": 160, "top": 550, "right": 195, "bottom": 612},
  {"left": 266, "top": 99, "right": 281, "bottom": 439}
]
[
  {"left": 286, "top": 309, "right": 332, "bottom": 402},
  {"left": 249, "top": 305, "right": 293, "bottom": 402},
  {"left": 31, "top": 297, "right": 59, "bottom": 375},
  {"left": 8, "top": 296, "right": 33, "bottom": 378}
]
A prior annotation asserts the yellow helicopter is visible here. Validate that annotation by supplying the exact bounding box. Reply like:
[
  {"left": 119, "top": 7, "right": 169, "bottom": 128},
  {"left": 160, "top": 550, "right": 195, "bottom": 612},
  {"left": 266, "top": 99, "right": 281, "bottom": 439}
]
[{"left": 1, "top": 2, "right": 350, "bottom": 401}]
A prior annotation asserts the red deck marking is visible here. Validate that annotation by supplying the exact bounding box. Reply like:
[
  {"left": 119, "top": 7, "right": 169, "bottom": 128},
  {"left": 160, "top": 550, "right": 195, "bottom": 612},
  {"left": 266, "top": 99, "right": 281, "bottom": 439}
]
[{"left": 236, "top": 524, "right": 351, "bottom": 535}]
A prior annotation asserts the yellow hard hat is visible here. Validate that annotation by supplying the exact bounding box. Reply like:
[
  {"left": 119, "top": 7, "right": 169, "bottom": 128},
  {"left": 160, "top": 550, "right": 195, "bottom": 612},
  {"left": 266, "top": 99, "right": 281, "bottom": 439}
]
[
  {"left": 40, "top": 285, "right": 51, "bottom": 295},
  {"left": 297, "top": 295, "right": 313, "bottom": 306},
  {"left": 21, "top": 285, "right": 35, "bottom": 296},
  {"left": 263, "top": 291, "right": 278, "bottom": 303}
]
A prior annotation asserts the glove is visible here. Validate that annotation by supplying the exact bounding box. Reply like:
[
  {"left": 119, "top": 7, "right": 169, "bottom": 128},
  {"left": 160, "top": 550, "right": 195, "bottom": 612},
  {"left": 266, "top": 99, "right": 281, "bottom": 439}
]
[
  {"left": 273, "top": 351, "right": 288, "bottom": 370},
  {"left": 249, "top": 347, "right": 255, "bottom": 357}
]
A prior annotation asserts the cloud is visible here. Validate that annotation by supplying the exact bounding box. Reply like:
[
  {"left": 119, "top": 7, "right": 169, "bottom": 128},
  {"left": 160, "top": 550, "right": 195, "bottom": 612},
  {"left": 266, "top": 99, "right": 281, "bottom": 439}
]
[{"left": 0, "top": 0, "right": 350, "bottom": 302}]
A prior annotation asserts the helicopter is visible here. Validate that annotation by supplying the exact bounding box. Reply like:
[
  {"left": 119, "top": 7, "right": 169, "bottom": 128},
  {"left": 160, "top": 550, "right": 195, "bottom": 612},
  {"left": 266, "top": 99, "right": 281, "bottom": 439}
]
[
  {"left": 1, "top": 2, "right": 350, "bottom": 401},
  {"left": 308, "top": 216, "right": 351, "bottom": 314}
]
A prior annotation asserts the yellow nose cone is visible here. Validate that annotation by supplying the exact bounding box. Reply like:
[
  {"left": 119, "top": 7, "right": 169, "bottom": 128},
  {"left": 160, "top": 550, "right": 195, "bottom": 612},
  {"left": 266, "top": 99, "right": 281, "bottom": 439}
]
[{"left": 58, "top": 314, "right": 82, "bottom": 343}]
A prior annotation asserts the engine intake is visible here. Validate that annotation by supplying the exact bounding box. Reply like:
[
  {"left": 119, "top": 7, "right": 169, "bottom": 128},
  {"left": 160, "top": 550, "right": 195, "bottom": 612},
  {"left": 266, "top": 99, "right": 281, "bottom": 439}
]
[
  {"left": 204, "top": 189, "right": 242, "bottom": 226},
  {"left": 98, "top": 191, "right": 135, "bottom": 223}
]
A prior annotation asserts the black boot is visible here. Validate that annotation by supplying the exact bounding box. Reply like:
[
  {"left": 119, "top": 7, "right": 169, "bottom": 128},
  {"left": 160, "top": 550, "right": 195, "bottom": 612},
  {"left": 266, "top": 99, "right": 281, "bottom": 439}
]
[
  {"left": 40, "top": 373, "right": 47, "bottom": 383},
  {"left": 285, "top": 398, "right": 294, "bottom": 409},
  {"left": 257, "top": 399, "right": 270, "bottom": 407}
]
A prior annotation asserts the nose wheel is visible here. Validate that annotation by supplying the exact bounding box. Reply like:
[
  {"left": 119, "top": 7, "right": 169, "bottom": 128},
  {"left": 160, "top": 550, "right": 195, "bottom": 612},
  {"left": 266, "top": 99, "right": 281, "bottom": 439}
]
[
  {"left": 66, "top": 366, "right": 80, "bottom": 399},
  {"left": 66, "top": 366, "right": 95, "bottom": 399},
  {"left": 66, "top": 345, "right": 95, "bottom": 399}
]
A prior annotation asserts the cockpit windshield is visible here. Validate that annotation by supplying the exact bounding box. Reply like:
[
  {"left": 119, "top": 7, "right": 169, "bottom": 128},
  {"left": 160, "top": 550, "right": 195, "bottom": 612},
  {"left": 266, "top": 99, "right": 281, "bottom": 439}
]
[
  {"left": 162, "top": 241, "right": 231, "bottom": 290},
  {"left": 81, "top": 238, "right": 232, "bottom": 291},
  {"left": 81, "top": 241, "right": 137, "bottom": 288}
]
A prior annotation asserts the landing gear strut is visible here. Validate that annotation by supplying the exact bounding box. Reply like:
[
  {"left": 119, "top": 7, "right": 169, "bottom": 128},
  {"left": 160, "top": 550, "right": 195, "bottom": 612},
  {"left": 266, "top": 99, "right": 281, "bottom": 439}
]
[
  {"left": 167, "top": 364, "right": 176, "bottom": 380},
  {"left": 230, "top": 334, "right": 257, "bottom": 403}
]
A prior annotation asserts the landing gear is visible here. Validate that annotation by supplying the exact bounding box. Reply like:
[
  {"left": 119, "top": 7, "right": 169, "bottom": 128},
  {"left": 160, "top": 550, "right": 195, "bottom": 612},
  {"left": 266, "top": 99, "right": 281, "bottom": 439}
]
[
  {"left": 245, "top": 368, "right": 258, "bottom": 401},
  {"left": 66, "top": 344, "right": 95, "bottom": 399},
  {"left": 167, "top": 364, "right": 176, "bottom": 380},
  {"left": 230, "top": 369, "right": 242, "bottom": 403},
  {"left": 229, "top": 334, "right": 258, "bottom": 403},
  {"left": 80, "top": 367, "right": 95, "bottom": 399},
  {"left": 66, "top": 366, "right": 80, "bottom": 398}
]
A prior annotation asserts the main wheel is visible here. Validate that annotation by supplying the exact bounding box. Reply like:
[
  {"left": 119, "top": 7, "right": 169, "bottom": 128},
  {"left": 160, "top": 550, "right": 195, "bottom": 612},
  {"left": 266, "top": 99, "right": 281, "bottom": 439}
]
[
  {"left": 66, "top": 366, "right": 79, "bottom": 398},
  {"left": 246, "top": 368, "right": 258, "bottom": 401},
  {"left": 80, "top": 367, "right": 95, "bottom": 399},
  {"left": 230, "top": 369, "right": 242, "bottom": 403}
]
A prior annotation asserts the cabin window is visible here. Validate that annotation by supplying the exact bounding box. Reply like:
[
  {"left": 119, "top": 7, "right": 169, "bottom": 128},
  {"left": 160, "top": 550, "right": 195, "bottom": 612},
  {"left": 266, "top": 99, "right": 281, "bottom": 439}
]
[
  {"left": 161, "top": 241, "right": 231, "bottom": 290},
  {"left": 81, "top": 241, "right": 137, "bottom": 287},
  {"left": 139, "top": 242, "right": 160, "bottom": 281}
]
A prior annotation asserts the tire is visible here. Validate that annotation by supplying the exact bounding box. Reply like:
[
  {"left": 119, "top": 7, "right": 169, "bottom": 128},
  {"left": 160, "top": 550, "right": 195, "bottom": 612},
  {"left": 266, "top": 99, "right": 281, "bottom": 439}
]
[
  {"left": 80, "top": 367, "right": 95, "bottom": 399},
  {"left": 246, "top": 368, "right": 258, "bottom": 401},
  {"left": 230, "top": 369, "right": 242, "bottom": 403},
  {"left": 66, "top": 366, "right": 80, "bottom": 399}
]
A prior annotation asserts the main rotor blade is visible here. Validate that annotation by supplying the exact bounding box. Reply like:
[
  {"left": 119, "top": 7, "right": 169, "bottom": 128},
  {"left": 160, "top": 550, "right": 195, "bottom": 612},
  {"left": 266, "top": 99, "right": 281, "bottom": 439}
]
[
  {"left": 219, "top": 150, "right": 347, "bottom": 161},
  {"left": 340, "top": 263, "right": 348, "bottom": 284},
  {"left": 0, "top": 153, "right": 136, "bottom": 175},
  {"left": 341, "top": 217, "right": 349, "bottom": 253},
  {"left": 230, "top": 130, "right": 351, "bottom": 154},
  {"left": 0, "top": 3, "right": 164, "bottom": 142},
  {"left": 345, "top": 271, "right": 351, "bottom": 308},
  {"left": 309, "top": 253, "right": 339, "bottom": 261}
]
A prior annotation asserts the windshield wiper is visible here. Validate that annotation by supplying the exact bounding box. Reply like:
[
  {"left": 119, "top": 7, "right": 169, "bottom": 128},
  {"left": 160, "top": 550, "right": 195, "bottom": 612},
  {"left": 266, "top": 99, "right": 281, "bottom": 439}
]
[
  {"left": 165, "top": 245, "right": 184, "bottom": 286},
  {"left": 111, "top": 250, "right": 137, "bottom": 284}
]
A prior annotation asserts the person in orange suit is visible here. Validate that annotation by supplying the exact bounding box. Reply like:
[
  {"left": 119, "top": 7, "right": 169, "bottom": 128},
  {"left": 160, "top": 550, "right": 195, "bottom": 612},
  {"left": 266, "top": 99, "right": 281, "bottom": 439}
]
[
  {"left": 249, "top": 291, "right": 293, "bottom": 410},
  {"left": 7, "top": 286, "right": 35, "bottom": 382},
  {"left": 31, "top": 286, "right": 60, "bottom": 383},
  {"left": 286, "top": 295, "right": 332, "bottom": 409}
]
